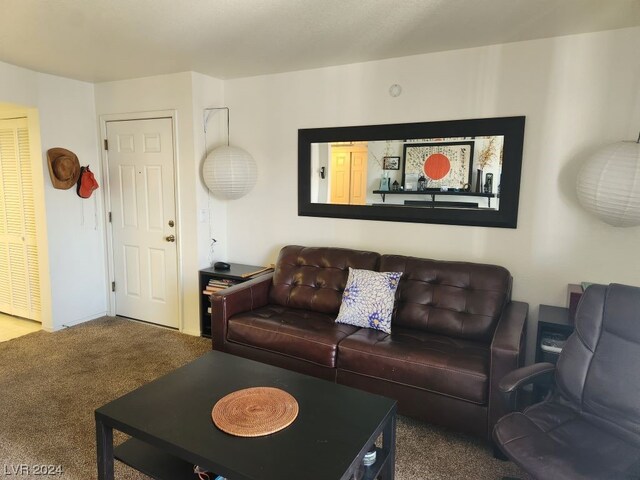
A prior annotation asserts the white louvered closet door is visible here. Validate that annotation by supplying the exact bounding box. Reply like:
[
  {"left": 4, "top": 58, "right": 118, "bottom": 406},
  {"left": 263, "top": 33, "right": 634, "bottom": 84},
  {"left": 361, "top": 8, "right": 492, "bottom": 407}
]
[{"left": 0, "top": 118, "right": 40, "bottom": 321}]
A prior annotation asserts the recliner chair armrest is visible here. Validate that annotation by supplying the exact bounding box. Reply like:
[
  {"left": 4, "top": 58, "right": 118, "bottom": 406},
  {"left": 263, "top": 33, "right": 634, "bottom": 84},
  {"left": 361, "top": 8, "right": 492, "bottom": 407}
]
[
  {"left": 211, "top": 273, "right": 273, "bottom": 351},
  {"left": 499, "top": 362, "right": 556, "bottom": 411}
]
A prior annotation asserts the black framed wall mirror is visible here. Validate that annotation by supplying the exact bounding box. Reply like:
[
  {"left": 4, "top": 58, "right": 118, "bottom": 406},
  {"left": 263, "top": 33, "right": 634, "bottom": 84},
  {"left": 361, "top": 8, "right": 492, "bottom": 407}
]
[{"left": 298, "top": 116, "right": 525, "bottom": 228}]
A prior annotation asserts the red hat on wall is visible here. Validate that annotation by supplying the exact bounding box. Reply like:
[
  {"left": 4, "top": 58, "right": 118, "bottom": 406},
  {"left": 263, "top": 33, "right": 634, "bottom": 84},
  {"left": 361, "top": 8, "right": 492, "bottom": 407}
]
[{"left": 76, "top": 166, "right": 99, "bottom": 199}]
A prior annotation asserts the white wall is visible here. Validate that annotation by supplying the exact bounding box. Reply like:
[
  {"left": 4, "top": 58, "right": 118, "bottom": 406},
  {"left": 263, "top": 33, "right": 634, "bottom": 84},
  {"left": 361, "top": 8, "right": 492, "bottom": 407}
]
[
  {"left": 191, "top": 72, "right": 227, "bottom": 269},
  {"left": 94, "top": 72, "right": 224, "bottom": 336},
  {"left": 4, "top": 27, "right": 639, "bottom": 353},
  {"left": 0, "top": 61, "right": 106, "bottom": 330},
  {"left": 223, "top": 27, "right": 640, "bottom": 361}
]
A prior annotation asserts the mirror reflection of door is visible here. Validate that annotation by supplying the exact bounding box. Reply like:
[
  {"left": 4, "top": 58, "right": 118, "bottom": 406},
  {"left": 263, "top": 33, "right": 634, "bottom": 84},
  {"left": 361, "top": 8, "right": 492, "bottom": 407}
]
[{"left": 329, "top": 144, "right": 368, "bottom": 205}]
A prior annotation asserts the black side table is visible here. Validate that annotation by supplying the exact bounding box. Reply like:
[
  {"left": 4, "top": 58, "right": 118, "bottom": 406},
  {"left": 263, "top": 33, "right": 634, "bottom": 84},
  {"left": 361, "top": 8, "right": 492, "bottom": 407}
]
[{"left": 199, "top": 263, "right": 271, "bottom": 337}]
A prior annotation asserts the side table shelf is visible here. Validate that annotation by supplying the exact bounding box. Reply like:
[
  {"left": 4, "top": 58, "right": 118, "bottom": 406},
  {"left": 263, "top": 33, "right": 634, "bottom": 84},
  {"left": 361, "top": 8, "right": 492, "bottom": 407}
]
[
  {"left": 535, "top": 305, "right": 575, "bottom": 401},
  {"left": 536, "top": 305, "right": 574, "bottom": 364},
  {"left": 199, "top": 263, "right": 271, "bottom": 337}
]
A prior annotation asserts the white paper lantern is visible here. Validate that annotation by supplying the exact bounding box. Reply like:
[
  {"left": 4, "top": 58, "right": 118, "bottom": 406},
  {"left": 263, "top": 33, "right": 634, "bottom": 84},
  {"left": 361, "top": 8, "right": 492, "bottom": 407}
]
[
  {"left": 576, "top": 141, "right": 640, "bottom": 227},
  {"left": 202, "top": 146, "right": 257, "bottom": 200}
]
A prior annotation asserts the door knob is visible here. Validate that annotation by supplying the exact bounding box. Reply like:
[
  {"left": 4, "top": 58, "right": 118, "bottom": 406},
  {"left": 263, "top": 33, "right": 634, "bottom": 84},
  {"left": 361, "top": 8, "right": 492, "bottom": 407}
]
[{"left": 165, "top": 235, "right": 176, "bottom": 242}]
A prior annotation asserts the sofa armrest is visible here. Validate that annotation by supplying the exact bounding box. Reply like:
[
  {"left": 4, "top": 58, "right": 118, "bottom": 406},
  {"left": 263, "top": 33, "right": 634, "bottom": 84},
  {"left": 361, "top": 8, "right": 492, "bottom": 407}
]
[
  {"left": 499, "top": 363, "right": 556, "bottom": 411},
  {"left": 211, "top": 273, "right": 273, "bottom": 351},
  {"left": 487, "top": 300, "right": 528, "bottom": 437}
]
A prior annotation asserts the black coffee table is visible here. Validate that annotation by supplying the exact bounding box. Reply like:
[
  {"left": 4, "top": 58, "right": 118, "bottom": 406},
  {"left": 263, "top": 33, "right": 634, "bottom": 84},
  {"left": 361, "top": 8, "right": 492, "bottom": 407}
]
[{"left": 95, "top": 351, "right": 397, "bottom": 480}]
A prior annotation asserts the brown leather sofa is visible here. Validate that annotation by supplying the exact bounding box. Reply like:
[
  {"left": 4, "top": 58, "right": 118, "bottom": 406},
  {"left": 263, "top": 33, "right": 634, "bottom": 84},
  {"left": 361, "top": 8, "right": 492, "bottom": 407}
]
[{"left": 211, "top": 245, "right": 528, "bottom": 439}]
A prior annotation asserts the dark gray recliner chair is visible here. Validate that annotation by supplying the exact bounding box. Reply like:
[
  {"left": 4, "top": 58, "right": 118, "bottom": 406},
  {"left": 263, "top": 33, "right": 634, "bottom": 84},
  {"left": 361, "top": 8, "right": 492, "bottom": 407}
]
[{"left": 493, "top": 283, "right": 640, "bottom": 480}]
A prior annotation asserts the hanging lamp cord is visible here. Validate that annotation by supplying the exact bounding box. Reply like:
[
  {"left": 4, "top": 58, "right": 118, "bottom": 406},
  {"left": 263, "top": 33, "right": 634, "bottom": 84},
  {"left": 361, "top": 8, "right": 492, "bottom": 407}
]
[
  {"left": 203, "top": 107, "right": 230, "bottom": 146},
  {"left": 202, "top": 107, "right": 231, "bottom": 265}
]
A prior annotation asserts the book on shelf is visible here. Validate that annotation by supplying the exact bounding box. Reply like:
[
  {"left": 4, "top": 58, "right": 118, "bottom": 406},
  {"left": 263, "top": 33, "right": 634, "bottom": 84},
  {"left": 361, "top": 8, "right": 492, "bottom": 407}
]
[
  {"left": 203, "top": 278, "right": 240, "bottom": 295},
  {"left": 203, "top": 287, "right": 225, "bottom": 295},
  {"left": 209, "top": 278, "right": 237, "bottom": 285}
]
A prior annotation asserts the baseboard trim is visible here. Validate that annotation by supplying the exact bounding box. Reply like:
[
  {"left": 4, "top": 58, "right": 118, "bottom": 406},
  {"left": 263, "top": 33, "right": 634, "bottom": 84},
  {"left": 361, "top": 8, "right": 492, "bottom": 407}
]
[{"left": 42, "top": 311, "right": 108, "bottom": 332}]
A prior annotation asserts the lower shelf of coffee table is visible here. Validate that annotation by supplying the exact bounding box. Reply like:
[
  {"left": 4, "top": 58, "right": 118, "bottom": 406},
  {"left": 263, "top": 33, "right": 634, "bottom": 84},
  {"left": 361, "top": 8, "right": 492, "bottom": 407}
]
[
  {"left": 115, "top": 438, "right": 210, "bottom": 480},
  {"left": 115, "top": 437, "right": 389, "bottom": 480}
]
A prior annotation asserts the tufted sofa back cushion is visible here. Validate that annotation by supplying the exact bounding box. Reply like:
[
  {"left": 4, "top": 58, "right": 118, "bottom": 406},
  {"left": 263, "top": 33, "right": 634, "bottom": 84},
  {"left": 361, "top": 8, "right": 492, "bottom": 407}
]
[
  {"left": 270, "top": 245, "right": 380, "bottom": 314},
  {"left": 380, "top": 255, "right": 511, "bottom": 343}
]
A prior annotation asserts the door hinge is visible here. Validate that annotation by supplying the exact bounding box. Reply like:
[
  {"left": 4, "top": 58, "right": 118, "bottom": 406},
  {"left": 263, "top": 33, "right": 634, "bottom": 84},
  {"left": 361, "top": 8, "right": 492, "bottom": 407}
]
[
  {"left": 104, "top": 139, "right": 109, "bottom": 150},
  {"left": 108, "top": 212, "right": 112, "bottom": 223},
  {"left": 111, "top": 281, "right": 116, "bottom": 292}
]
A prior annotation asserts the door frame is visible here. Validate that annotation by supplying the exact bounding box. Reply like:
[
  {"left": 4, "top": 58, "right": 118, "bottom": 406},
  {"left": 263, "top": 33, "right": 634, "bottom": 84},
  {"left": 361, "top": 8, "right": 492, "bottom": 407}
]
[{"left": 99, "top": 110, "right": 183, "bottom": 331}]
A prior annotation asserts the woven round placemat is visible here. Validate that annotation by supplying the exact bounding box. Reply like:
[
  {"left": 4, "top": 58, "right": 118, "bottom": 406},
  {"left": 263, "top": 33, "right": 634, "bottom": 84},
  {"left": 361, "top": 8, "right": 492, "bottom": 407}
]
[{"left": 211, "top": 387, "right": 299, "bottom": 437}]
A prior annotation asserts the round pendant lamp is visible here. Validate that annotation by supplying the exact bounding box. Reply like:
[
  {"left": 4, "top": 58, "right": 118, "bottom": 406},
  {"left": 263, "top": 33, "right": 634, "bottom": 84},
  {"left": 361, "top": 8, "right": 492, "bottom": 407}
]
[
  {"left": 203, "top": 146, "right": 257, "bottom": 200},
  {"left": 576, "top": 140, "right": 640, "bottom": 227}
]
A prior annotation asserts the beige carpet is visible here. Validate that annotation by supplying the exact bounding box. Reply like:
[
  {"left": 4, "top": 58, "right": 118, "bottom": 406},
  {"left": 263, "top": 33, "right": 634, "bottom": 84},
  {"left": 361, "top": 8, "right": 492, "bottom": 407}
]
[{"left": 0, "top": 317, "right": 527, "bottom": 479}]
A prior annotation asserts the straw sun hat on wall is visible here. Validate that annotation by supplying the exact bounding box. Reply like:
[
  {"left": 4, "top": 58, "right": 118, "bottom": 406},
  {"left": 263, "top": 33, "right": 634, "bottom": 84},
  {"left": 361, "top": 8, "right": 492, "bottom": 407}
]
[{"left": 47, "top": 147, "right": 81, "bottom": 190}]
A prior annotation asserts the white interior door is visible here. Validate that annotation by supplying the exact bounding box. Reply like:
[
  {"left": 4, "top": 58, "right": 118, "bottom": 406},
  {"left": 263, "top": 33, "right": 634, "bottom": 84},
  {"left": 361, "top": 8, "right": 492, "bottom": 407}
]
[
  {"left": 0, "top": 118, "right": 41, "bottom": 321},
  {"left": 106, "top": 118, "right": 178, "bottom": 328}
]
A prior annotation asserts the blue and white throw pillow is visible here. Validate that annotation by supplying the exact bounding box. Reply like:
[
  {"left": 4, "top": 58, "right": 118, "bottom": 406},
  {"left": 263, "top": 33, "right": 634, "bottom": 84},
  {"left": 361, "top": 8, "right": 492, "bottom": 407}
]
[{"left": 335, "top": 268, "right": 402, "bottom": 334}]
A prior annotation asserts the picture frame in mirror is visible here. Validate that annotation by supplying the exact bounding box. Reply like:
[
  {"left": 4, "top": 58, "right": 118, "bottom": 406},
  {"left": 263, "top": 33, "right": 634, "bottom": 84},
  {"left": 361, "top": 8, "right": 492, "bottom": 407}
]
[{"left": 382, "top": 156, "right": 400, "bottom": 170}]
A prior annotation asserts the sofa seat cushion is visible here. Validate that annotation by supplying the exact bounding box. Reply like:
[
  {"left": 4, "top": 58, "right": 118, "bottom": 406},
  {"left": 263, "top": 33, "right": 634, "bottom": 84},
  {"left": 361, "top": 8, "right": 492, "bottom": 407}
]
[
  {"left": 337, "top": 327, "right": 490, "bottom": 404},
  {"left": 227, "top": 305, "right": 359, "bottom": 368}
]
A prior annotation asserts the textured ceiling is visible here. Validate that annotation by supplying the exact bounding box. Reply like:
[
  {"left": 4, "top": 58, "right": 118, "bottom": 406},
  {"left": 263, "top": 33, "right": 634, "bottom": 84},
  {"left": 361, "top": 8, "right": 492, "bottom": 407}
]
[{"left": 1, "top": 0, "right": 640, "bottom": 83}]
